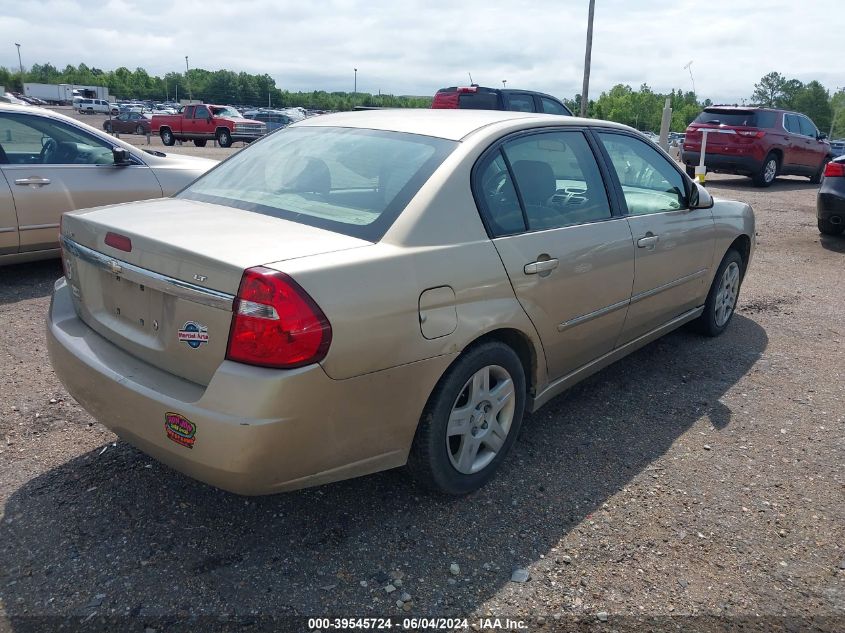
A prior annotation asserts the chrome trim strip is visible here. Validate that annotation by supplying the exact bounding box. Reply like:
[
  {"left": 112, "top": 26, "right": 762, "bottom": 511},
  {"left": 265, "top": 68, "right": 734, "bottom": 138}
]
[
  {"left": 630, "top": 269, "right": 707, "bottom": 305},
  {"left": 532, "top": 305, "right": 705, "bottom": 412},
  {"left": 60, "top": 235, "right": 235, "bottom": 311},
  {"left": 19, "top": 222, "right": 60, "bottom": 231},
  {"left": 557, "top": 298, "right": 630, "bottom": 332},
  {"left": 0, "top": 227, "right": 17, "bottom": 234}
]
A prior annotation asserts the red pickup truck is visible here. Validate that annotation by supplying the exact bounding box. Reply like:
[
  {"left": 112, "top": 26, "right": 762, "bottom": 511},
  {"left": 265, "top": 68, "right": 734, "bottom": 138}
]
[{"left": 151, "top": 104, "right": 266, "bottom": 148}]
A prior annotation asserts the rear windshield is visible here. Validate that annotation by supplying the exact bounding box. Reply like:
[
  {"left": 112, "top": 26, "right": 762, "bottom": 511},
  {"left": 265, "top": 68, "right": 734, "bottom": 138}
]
[
  {"left": 179, "top": 126, "right": 457, "bottom": 241},
  {"left": 694, "top": 109, "right": 776, "bottom": 128},
  {"left": 458, "top": 92, "right": 500, "bottom": 110}
]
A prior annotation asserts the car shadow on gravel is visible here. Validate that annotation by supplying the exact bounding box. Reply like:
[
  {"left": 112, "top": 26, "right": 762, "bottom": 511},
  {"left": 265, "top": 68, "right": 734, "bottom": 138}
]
[
  {"left": 819, "top": 234, "right": 845, "bottom": 253},
  {"left": 0, "top": 260, "right": 62, "bottom": 306},
  {"left": 0, "top": 316, "right": 767, "bottom": 628},
  {"left": 704, "top": 176, "right": 817, "bottom": 193}
]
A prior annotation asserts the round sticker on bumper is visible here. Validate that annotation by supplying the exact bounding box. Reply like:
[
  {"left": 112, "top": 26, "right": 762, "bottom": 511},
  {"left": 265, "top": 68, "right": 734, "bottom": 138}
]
[{"left": 178, "top": 321, "right": 209, "bottom": 349}]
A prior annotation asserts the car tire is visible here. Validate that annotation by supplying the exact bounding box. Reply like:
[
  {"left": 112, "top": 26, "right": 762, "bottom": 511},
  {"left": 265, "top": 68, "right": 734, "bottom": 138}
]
[
  {"left": 216, "top": 129, "right": 233, "bottom": 148},
  {"left": 695, "top": 249, "right": 744, "bottom": 337},
  {"left": 685, "top": 164, "right": 696, "bottom": 178},
  {"left": 160, "top": 128, "right": 175, "bottom": 146},
  {"left": 406, "top": 341, "right": 526, "bottom": 495},
  {"left": 818, "top": 218, "right": 844, "bottom": 236},
  {"left": 135, "top": 125, "right": 146, "bottom": 135},
  {"left": 809, "top": 157, "right": 830, "bottom": 185},
  {"left": 193, "top": 139, "right": 207, "bottom": 147},
  {"left": 752, "top": 153, "right": 779, "bottom": 187}
]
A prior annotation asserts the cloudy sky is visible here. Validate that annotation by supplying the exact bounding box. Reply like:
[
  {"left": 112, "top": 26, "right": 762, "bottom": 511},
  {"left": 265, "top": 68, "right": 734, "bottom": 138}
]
[{"left": 1, "top": 0, "right": 841, "bottom": 102}]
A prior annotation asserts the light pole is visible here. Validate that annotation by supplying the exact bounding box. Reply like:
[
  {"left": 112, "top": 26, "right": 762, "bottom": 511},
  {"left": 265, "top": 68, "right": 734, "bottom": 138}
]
[
  {"left": 185, "top": 56, "right": 193, "bottom": 102},
  {"left": 502, "top": 80, "right": 507, "bottom": 88},
  {"left": 684, "top": 60, "right": 696, "bottom": 96},
  {"left": 580, "top": 0, "right": 596, "bottom": 117},
  {"left": 14, "top": 43, "right": 23, "bottom": 87},
  {"left": 353, "top": 68, "right": 357, "bottom": 96}
]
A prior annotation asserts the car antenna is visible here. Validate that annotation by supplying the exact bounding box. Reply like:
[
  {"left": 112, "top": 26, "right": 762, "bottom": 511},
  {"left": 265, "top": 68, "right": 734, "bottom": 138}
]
[{"left": 468, "top": 72, "right": 474, "bottom": 85}]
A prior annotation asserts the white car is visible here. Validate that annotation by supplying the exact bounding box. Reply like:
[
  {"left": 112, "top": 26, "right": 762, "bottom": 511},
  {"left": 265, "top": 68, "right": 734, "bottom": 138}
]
[{"left": 75, "top": 99, "right": 119, "bottom": 116}]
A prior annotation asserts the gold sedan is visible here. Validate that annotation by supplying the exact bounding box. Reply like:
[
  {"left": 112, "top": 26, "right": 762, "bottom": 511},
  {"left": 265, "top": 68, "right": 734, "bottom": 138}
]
[
  {"left": 47, "top": 110, "right": 755, "bottom": 495},
  {"left": 0, "top": 104, "right": 216, "bottom": 265}
]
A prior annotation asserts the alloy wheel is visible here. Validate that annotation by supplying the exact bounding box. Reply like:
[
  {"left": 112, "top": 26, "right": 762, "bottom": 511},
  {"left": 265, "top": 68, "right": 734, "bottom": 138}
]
[
  {"left": 715, "top": 261, "right": 740, "bottom": 327},
  {"left": 446, "top": 364, "right": 516, "bottom": 474}
]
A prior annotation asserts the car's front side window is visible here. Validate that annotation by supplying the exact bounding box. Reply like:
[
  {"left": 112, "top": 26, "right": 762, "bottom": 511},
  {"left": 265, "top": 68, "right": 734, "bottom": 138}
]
[
  {"left": 798, "top": 116, "right": 818, "bottom": 138},
  {"left": 0, "top": 114, "right": 116, "bottom": 165},
  {"left": 597, "top": 132, "right": 686, "bottom": 215}
]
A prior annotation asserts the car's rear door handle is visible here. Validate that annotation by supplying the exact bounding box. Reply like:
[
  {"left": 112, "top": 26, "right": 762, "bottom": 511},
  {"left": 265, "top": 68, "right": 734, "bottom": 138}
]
[
  {"left": 524, "top": 259, "right": 559, "bottom": 275},
  {"left": 637, "top": 235, "right": 659, "bottom": 248},
  {"left": 14, "top": 177, "right": 51, "bottom": 187}
]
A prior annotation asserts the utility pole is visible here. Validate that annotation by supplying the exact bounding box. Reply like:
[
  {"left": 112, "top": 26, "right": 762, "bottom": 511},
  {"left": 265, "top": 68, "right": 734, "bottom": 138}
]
[
  {"left": 185, "top": 56, "right": 193, "bottom": 102},
  {"left": 354, "top": 68, "right": 357, "bottom": 96},
  {"left": 580, "top": 0, "right": 595, "bottom": 118}
]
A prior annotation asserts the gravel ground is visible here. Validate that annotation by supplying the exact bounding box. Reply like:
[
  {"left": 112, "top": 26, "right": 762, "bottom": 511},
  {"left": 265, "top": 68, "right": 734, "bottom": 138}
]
[{"left": 0, "top": 143, "right": 843, "bottom": 633}]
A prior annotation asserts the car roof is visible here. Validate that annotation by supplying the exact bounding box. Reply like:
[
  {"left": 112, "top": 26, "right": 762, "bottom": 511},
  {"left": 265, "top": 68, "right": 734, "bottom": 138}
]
[{"left": 294, "top": 109, "right": 629, "bottom": 141}]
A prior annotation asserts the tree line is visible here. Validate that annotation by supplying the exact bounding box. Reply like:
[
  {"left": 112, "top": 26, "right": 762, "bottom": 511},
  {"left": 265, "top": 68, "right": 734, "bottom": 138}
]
[{"left": 2, "top": 64, "right": 843, "bottom": 137}]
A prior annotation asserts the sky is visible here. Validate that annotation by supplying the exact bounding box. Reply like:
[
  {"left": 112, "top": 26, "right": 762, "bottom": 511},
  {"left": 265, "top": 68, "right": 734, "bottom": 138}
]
[{"left": 0, "top": 0, "right": 841, "bottom": 102}]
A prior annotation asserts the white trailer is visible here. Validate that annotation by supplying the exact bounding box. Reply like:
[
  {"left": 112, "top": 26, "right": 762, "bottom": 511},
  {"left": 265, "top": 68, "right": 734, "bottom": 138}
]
[{"left": 23, "top": 83, "right": 110, "bottom": 104}]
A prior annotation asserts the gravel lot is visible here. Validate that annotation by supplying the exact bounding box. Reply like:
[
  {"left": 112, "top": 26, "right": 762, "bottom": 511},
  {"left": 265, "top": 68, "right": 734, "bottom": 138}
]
[{"left": 0, "top": 127, "right": 843, "bottom": 632}]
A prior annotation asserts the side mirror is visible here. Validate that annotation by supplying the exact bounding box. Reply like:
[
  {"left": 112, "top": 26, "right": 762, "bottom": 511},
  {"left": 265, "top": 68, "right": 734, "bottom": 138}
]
[
  {"left": 818, "top": 132, "right": 828, "bottom": 140},
  {"left": 112, "top": 147, "right": 132, "bottom": 166},
  {"left": 689, "top": 182, "right": 714, "bottom": 210}
]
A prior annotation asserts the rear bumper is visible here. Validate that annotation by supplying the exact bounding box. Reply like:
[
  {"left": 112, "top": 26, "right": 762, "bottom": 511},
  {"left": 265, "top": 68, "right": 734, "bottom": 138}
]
[
  {"left": 817, "top": 187, "right": 845, "bottom": 221},
  {"left": 683, "top": 151, "right": 760, "bottom": 176},
  {"left": 47, "top": 278, "right": 452, "bottom": 495}
]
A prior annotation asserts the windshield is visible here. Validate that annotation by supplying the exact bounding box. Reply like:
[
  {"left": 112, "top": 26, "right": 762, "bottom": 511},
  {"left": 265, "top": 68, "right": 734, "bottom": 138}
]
[
  {"left": 694, "top": 109, "right": 775, "bottom": 127},
  {"left": 179, "top": 126, "right": 457, "bottom": 240},
  {"left": 211, "top": 106, "right": 242, "bottom": 118}
]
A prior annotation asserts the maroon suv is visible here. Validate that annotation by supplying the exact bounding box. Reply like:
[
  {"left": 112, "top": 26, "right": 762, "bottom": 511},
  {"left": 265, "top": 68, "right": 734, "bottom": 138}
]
[{"left": 683, "top": 107, "right": 832, "bottom": 187}]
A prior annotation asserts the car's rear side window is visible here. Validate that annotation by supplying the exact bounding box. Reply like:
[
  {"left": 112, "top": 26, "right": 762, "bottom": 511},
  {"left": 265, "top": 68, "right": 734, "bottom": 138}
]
[
  {"left": 179, "top": 126, "right": 457, "bottom": 241},
  {"left": 506, "top": 94, "right": 536, "bottom": 112},
  {"left": 475, "top": 131, "right": 611, "bottom": 235},
  {"left": 541, "top": 98, "right": 570, "bottom": 115}
]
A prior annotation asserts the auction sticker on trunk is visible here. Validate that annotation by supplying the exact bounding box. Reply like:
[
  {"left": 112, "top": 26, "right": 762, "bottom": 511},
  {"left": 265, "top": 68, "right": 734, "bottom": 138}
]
[
  {"left": 165, "top": 413, "right": 196, "bottom": 449},
  {"left": 178, "top": 321, "right": 209, "bottom": 348}
]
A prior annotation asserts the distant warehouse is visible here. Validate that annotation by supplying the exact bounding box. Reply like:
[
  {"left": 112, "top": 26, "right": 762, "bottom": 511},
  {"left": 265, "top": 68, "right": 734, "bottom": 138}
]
[{"left": 23, "top": 83, "right": 110, "bottom": 105}]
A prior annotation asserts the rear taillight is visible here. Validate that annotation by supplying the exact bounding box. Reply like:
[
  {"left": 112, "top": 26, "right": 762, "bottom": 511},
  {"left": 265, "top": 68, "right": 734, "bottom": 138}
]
[
  {"left": 226, "top": 267, "right": 332, "bottom": 369},
  {"left": 431, "top": 91, "right": 459, "bottom": 109},
  {"left": 737, "top": 130, "right": 765, "bottom": 138},
  {"left": 824, "top": 161, "right": 845, "bottom": 177}
]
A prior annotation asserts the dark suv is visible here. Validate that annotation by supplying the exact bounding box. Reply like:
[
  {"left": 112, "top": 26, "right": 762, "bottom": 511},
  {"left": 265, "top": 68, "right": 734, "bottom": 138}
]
[
  {"left": 682, "top": 107, "right": 832, "bottom": 187},
  {"left": 431, "top": 85, "right": 573, "bottom": 116}
]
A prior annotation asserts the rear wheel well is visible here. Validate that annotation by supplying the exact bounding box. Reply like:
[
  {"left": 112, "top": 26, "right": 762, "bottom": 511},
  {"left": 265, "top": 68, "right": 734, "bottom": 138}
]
[
  {"left": 463, "top": 328, "right": 537, "bottom": 398},
  {"left": 769, "top": 148, "right": 783, "bottom": 164}
]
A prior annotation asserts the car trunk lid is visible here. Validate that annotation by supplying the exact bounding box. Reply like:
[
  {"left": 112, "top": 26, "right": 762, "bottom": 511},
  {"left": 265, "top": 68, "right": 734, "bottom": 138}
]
[{"left": 61, "top": 198, "right": 370, "bottom": 385}]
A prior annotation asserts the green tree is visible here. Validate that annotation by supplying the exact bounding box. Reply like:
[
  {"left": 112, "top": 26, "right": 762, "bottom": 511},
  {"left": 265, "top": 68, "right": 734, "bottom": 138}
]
[{"left": 751, "top": 72, "right": 787, "bottom": 107}]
